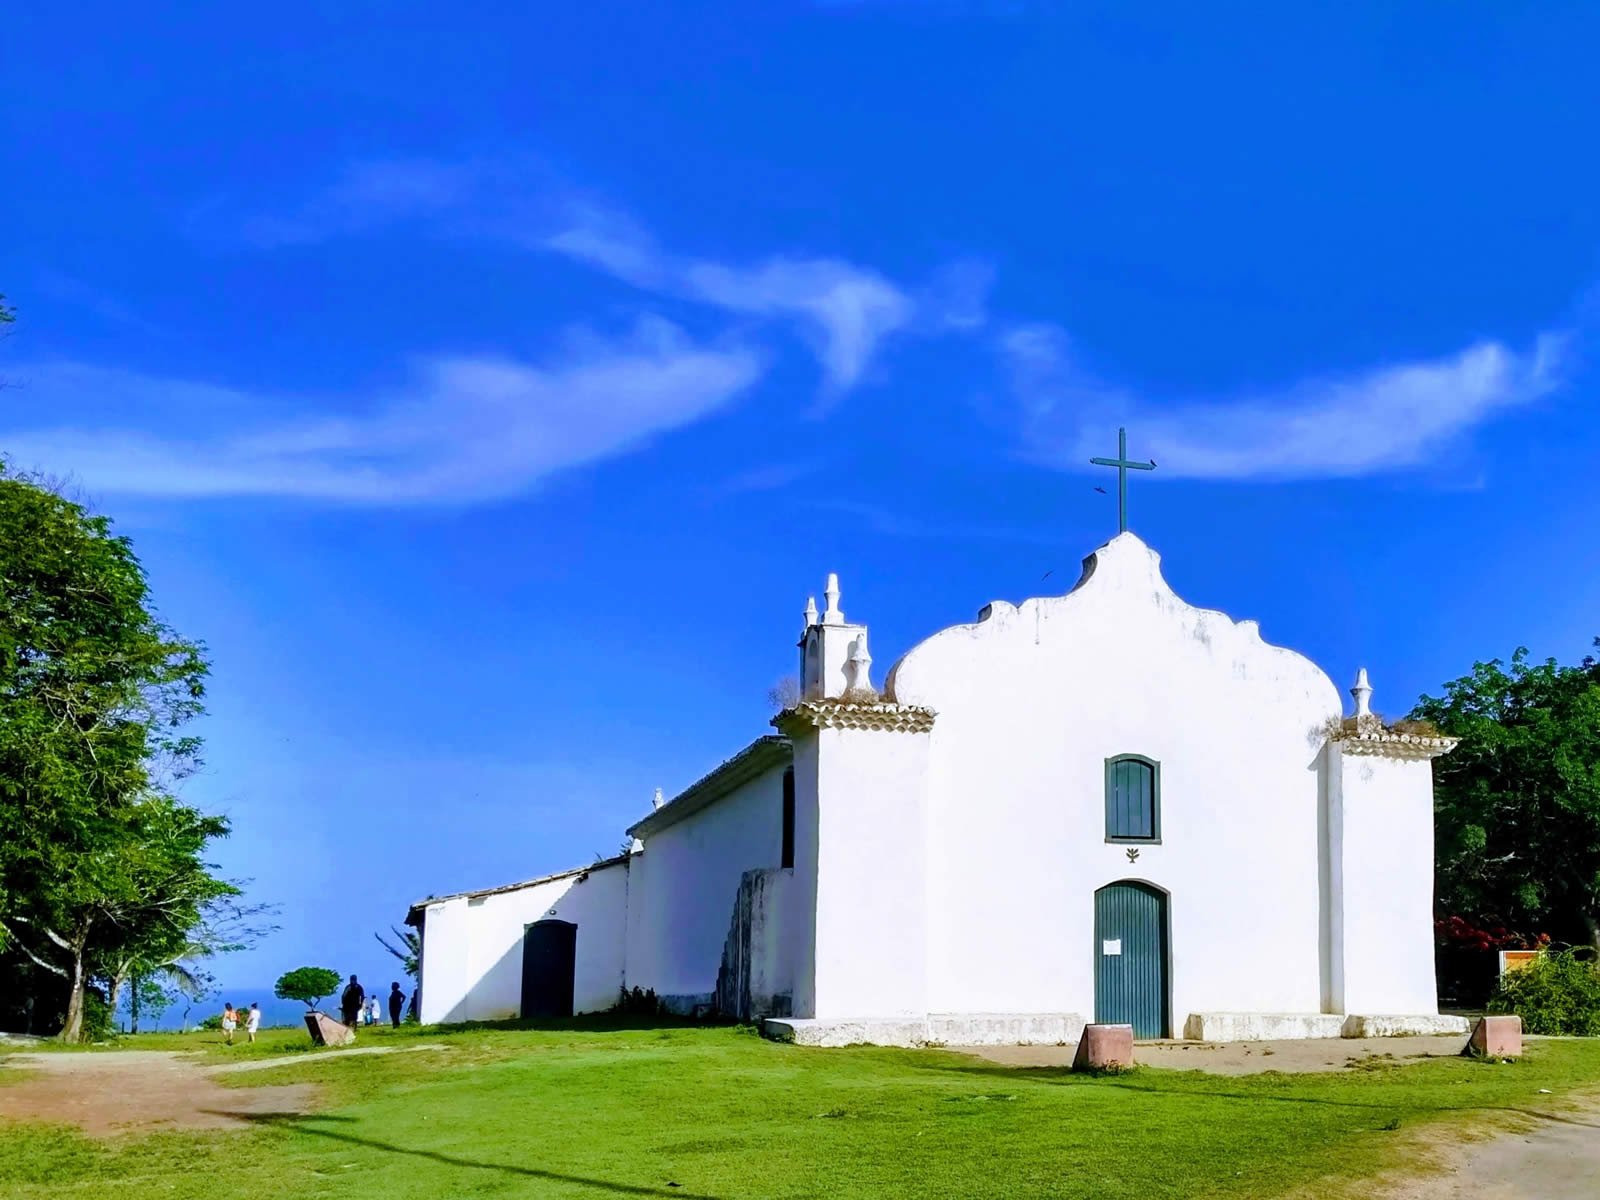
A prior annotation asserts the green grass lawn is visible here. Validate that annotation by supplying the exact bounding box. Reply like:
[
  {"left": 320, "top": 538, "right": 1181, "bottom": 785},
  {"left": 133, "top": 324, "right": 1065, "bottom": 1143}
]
[{"left": 2, "top": 1020, "right": 1598, "bottom": 1199}]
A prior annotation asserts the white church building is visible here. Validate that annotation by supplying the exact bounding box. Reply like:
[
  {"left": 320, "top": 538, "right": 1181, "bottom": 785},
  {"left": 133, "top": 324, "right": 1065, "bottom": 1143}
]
[{"left": 408, "top": 532, "right": 1465, "bottom": 1046}]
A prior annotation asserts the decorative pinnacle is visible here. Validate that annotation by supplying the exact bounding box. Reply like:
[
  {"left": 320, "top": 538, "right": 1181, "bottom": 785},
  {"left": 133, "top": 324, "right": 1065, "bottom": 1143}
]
[
  {"left": 802, "top": 595, "right": 818, "bottom": 631},
  {"left": 822, "top": 572, "right": 843, "bottom": 625},
  {"left": 1351, "top": 668, "right": 1373, "bottom": 718},
  {"left": 845, "top": 635, "right": 873, "bottom": 692},
  {"left": 652, "top": 787, "right": 665, "bottom": 811}
]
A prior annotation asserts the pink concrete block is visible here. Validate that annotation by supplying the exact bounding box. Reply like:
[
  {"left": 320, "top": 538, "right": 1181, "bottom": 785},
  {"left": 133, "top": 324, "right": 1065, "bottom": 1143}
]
[
  {"left": 1466, "top": 1015, "right": 1522, "bottom": 1059},
  {"left": 305, "top": 1012, "right": 355, "bottom": 1046},
  {"left": 1073, "top": 1023, "right": 1135, "bottom": 1071}
]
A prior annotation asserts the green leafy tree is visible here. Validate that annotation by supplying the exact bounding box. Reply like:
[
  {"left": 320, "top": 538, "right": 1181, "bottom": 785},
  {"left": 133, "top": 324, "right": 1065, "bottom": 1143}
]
[
  {"left": 275, "top": 966, "right": 342, "bottom": 1011},
  {"left": 1413, "top": 642, "right": 1600, "bottom": 950},
  {"left": 0, "top": 468, "right": 224, "bottom": 1040}
]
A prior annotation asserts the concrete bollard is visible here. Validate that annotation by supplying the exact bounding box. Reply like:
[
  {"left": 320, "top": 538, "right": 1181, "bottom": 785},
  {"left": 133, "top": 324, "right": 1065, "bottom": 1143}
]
[
  {"left": 1073, "top": 1023, "right": 1135, "bottom": 1071},
  {"left": 305, "top": 1012, "right": 356, "bottom": 1046},
  {"left": 1464, "top": 1015, "right": 1522, "bottom": 1060}
]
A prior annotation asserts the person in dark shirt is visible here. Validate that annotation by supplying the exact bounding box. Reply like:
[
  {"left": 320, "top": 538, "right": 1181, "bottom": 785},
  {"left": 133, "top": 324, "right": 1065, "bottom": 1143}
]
[
  {"left": 339, "top": 975, "right": 365, "bottom": 1030},
  {"left": 388, "top": 981, "right": 405, "bottom": 1027}
]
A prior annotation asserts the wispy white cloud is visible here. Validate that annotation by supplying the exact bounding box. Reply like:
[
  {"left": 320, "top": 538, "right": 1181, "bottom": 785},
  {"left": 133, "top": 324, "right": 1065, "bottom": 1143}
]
[
  {"left": 999, "top": 321, "right": 1567, "bottom": 480},
  {"left": 540, "top": 206, "right": 924, "bottom": 393},
  {"left": 234, "top": 161, "right": 985, "bottom": 394},
  {"left": 3, "top": 319, "right": 763, "bottom": 503}
]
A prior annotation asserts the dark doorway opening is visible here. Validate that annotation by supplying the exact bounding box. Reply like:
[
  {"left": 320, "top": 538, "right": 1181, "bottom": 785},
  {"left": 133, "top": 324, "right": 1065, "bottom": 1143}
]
[{"left": 520, "top": 919, "right": 577, "bottom": 1018}]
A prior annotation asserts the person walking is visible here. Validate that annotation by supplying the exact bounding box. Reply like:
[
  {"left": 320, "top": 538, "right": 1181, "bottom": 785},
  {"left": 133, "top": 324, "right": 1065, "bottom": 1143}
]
[
  {"left": 339, "top": 975, "right": 365, "bottom": 1031},
  {"left": 245, "top": 1002, "right": 262, "bottom": 1044},
  {"left": 388, "top": 981, "right": 405, "bottom": 1028},
  {"left": 221, "top": 1003, "right": 237, "bottom": 1046},
  {"left": 369, "top": 995, "right": 381, "bottom": 1026}
]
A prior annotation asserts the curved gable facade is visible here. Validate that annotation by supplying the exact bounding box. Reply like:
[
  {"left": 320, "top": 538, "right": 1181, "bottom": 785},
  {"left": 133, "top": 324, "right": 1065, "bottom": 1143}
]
[{"left": 886, "top": 533, "right": 1342, "bottom": 1024}]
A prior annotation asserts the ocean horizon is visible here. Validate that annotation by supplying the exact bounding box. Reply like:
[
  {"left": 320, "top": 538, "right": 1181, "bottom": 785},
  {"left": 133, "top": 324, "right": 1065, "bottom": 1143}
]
[{"left": 121, "top": 985, "right": 412, "bottom": 1033}]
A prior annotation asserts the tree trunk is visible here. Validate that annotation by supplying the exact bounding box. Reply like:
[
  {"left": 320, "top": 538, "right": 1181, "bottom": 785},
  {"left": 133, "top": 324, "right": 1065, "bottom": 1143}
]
[
  {"left": 1584, "top": 911, "right": 1600, "bottom": 955},
  {"left": 130, "top": 970, "right": 141, "bottom": 1034},
  {"left": 110, "top": 972, "right": 127, "bottom": 1034},
  {"left": 58, "top": 947, "right": 87, "bottom": 1043}
]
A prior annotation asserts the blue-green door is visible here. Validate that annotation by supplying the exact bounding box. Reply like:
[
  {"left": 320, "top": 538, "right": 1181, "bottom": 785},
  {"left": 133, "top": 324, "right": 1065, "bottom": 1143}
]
[{"left": 1094, "top": 882, "right": 1169, "bottom": 1038}]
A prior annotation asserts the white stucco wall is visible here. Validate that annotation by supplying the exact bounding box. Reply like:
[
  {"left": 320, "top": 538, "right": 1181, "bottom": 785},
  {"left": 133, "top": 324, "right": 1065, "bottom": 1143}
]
[
  {"left": 885, "top": 533, "right": 1345, "bottom": 1032},
  {"left": 417, "top": 858, "right": 630, "bottom": 1024},
  {"left": 628, "top": 762, "right": 790, "bottom": 1009},
  {"left": 805, "top": 725, "right": 931, "bottom": 1019},
  {"left": 1327, "top": 745, "right": 1441, "bottom": 1014}
]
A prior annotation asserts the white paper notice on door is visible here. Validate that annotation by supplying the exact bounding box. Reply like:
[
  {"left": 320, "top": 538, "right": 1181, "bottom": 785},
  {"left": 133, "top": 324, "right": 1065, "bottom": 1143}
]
[{"left": 1102, "top": 939, "right": 1122, "bottom": 956}]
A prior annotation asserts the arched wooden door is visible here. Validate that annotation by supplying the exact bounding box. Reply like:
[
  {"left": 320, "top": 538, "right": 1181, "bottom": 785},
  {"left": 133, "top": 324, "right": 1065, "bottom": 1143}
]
[
  {"left": 1094, "top": 882, "right": 1169, "bottom": 1038},
  {"left": 520, "top": 919, "right": 576, "bottom": 1018}
]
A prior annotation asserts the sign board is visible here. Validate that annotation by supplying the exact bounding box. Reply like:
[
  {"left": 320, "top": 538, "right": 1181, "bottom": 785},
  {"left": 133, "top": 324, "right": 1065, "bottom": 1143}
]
[
  {"left": 1499, "top": 950, "right": 1540, "bottom": 976},
  {"left": 1102, "top": 939, "right": 1122, "bottom": 956}
]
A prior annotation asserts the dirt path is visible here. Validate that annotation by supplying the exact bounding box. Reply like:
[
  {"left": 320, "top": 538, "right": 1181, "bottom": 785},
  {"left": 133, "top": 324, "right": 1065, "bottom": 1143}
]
[
  {"left": 0, "top": 1050, "right": 318, "bottom": 1135},
  {"left": 1376, "top": 1102, "right": 1600, "bottom": 1200},
  {"left": 961, "top": 1034, "right": 1470, "bottom": 1074},
  {"left": 0, "top": 1043, "right": 451, "bottom": 1135}
]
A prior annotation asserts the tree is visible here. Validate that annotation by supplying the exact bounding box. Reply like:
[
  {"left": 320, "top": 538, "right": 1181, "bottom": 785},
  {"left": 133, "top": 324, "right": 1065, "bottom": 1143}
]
[
  {"left": 105, "top": 893, "right": 279, "bottom": 1031},
  {"left": 0, "top": 468, "right": 222, "bottom": 1040},
  {"left": 1412, "top": 641, "right": 1600, "bottom": 951},
  {"left": 275, "top": 967, "right": 341, "bottom": 1011},
  {"left": 374, "top": 925, "right": 420, "bottom": 979}
]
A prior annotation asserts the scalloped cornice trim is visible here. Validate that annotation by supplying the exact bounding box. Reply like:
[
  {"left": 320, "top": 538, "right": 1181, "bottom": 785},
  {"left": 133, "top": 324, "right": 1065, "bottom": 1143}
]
[
  {"left": 1331, "top": 722, "right": 1459, "bottom": 761},
  {"left": 774, "top": 700, "right": 937, "bottom": 735}
]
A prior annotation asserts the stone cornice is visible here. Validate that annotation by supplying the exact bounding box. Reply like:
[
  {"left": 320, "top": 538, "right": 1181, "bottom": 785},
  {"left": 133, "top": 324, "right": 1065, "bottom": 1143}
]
[
  {"left": 773, "top": 699, "right": 937, "bottom": 735},
  {"left": 1330, "top": 715, "right": 1458, "bottom": 760}
]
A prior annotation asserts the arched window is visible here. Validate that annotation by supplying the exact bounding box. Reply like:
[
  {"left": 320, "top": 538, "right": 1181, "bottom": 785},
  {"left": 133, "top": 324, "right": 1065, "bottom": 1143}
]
[{"left": 1105, "top": 755, "right": 1160, "bottom": 842}]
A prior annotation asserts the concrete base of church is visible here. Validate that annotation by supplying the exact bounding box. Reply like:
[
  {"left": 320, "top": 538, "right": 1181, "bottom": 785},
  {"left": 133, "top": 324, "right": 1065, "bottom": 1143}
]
[
  {"left": 762, "top": 1013, "right": 1087, "bottom": 1048},
  {"left": 1184, "top": 1012, "right": 1470, "bottom": 1041},
  {"left": 1340, "top": 1013, "right": 1470, "bottom": 1038}
]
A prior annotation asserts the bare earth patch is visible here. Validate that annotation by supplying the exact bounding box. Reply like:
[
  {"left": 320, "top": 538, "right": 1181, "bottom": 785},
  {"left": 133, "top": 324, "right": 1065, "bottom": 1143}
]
[
  {"left": 0, "top": 1049, "right": 317, "bottom": 1135},
  {"left": 0, "top": 1043, "right": 452, "bottom": 1136},
  {"left": 960, "top": 1035, "right": 1471, "bottom": 1075}
]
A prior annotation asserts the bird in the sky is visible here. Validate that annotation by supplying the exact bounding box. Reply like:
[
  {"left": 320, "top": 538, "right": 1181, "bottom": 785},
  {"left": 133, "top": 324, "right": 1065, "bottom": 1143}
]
[{"left": 1093, "top": 486, "right": 1107, "bottom": 494}]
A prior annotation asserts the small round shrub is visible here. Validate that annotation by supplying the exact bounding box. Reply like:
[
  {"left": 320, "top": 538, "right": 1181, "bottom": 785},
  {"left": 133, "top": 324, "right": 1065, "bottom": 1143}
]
[
  {"left": 275, "top": 966, "right": 343, "bottom": 1010},
  {"left": 1487, "top": 949, "right": 1600, "bottom": 1036}
]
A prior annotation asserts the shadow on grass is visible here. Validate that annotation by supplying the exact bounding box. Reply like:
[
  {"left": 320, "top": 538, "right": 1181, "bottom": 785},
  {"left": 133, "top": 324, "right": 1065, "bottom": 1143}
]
[{"left": 204, "top": 1110, "right": 720, "bottom": 1198}]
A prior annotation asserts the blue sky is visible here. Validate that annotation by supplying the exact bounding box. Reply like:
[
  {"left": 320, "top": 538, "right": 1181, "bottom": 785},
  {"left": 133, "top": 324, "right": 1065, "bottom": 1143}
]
[{"left": 4, "top": 2, "right": 1598, "bottom": 992}]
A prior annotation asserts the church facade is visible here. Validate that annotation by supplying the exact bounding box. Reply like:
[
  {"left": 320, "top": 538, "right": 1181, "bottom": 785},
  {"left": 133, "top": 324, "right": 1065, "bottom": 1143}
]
[{"left": 408, "top": 533, "right": 1464, "bottom": 1045}]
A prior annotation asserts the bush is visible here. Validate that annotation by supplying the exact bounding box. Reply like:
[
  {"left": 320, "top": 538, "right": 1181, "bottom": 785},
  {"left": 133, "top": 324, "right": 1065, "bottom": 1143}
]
[
  {"left": 1488, "top": 949, "right": 1600, "bottom": 1036},
  {"left": 613, "top": 986, "right": 661, "bottom": 1016},
  {"left": 80, "top": 989, "right": 115, "bottom": 1042},
  {"left": 198, "top": 1013, "right": 223, "bottom": 1031}
]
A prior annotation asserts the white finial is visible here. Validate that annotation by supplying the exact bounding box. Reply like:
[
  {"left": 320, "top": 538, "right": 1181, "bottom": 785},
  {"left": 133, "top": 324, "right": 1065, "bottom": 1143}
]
[
  {"left": 1351, "top": 668, "right": 1373, "bottom": 717},
  {"left": 822, "top": 572, "right": 843, "bottom": 625},
  {"left": 845, "top": 635, "right": 873, "bottom": 693},
  {"left": 652, "top": 787, "right": 665, "bottom": 810},
  {"left": 803, "top": 595, "right": 818, "bottom": 631}
]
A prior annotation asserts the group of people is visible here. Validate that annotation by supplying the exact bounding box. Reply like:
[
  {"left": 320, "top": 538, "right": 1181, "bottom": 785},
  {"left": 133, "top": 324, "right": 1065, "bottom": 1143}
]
[
  {"left": 219, "top": 1001, "right": 261, "bottom": 1044},
  {"left": 217, "top": 975, "right": 418, "bottom": 1044},
  {"left": 340, "top": 975, "right": 413, "bottom": 1030}
]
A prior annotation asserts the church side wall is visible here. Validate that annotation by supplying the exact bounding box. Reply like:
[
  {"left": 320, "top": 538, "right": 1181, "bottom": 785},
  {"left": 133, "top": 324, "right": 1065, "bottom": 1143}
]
[
  {"left": 629, "top": 765, "right": 788, "bottom": 1011},
  {"left": 889, "top": 536, "right": 1342, "bottom": 1030},
  {"left": 418, "top": 861, "right": 630, "bottom": 1023},
  {"left": 1329, "top": 747, "right": 1441, "bottom": 1014}
]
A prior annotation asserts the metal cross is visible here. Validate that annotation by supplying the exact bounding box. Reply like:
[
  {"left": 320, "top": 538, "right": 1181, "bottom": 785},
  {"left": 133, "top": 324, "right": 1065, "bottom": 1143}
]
[{"left": 1089, "top": 427, "right": 1155, "bottom": 534}]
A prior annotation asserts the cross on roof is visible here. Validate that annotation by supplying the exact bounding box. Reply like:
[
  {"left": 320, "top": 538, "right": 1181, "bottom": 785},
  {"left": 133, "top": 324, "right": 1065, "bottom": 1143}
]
[{"left": 1089, "top": 427, "right": 1155, "bottom": 535}]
